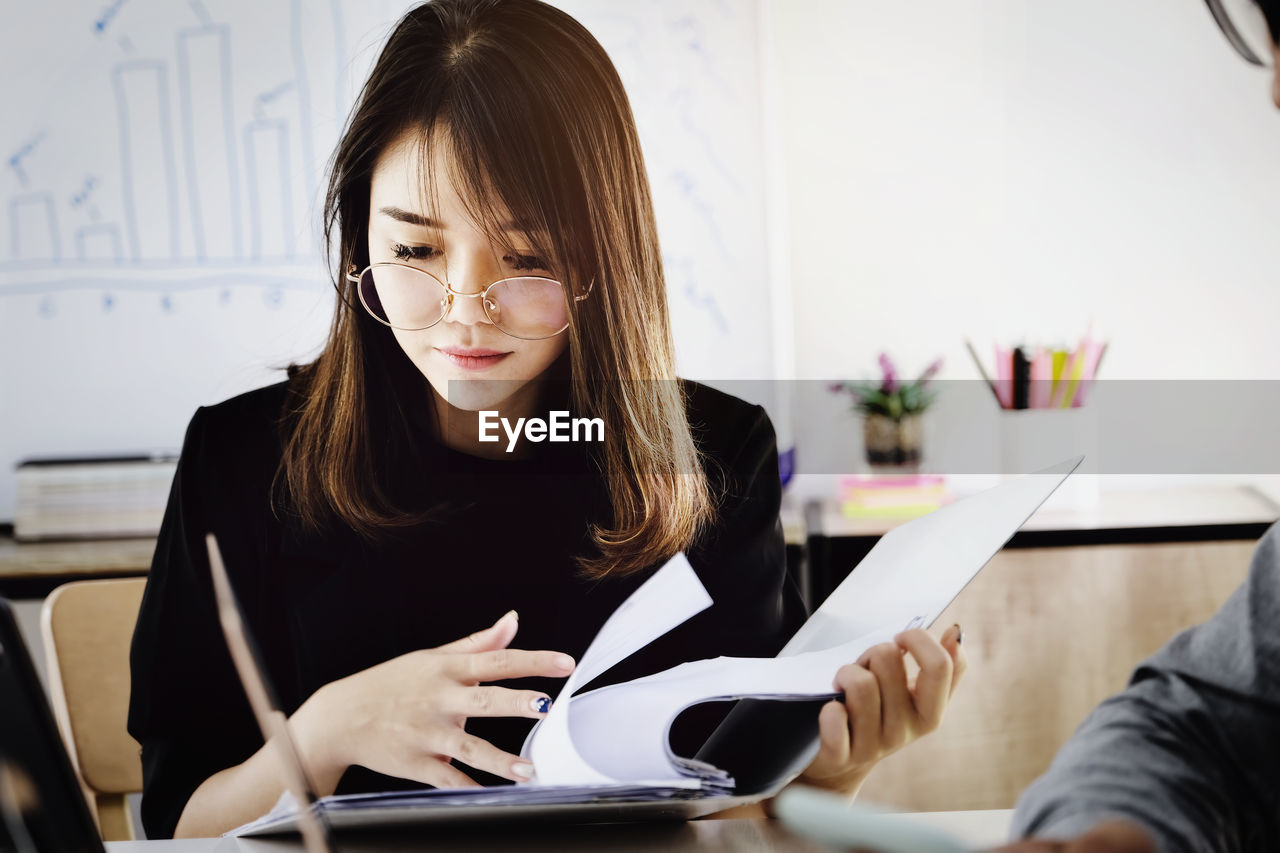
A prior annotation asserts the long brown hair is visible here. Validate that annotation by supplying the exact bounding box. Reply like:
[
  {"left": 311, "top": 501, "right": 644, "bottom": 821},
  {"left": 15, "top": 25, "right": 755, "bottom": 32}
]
[{"left": 274, "top": 0, "right": 715, "bottom": 577}]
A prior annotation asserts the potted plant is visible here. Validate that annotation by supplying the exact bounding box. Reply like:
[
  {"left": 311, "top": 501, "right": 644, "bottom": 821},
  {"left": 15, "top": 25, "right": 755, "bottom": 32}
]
[{"left": 830, "top": 353, "right": 942, "bottom": 469}]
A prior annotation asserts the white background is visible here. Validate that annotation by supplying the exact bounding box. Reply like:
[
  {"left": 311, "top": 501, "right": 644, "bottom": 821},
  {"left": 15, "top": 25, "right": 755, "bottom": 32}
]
[
  {"left": 4, "top": 1, "right": 1280, "bottom": 521},
  {"left": 766, "top": 0, "right": 1280, "bottom": 493}
]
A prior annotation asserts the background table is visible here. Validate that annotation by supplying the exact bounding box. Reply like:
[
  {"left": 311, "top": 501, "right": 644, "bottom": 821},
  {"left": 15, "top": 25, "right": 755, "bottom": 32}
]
[{"left": 792, "top": 483, "right": 1280, "bottom": 607}]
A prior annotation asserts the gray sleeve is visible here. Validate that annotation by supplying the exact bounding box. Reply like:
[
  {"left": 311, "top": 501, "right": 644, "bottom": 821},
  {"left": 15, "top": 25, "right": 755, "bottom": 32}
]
[{"left": 1010, "top": 522, "right": 1280, "bottom": 853}]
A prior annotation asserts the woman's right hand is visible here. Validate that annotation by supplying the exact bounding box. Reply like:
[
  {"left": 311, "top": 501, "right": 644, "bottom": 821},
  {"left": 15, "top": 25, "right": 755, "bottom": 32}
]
[{"left": 289, "top": 610, "right": 574, "bottom": 793}]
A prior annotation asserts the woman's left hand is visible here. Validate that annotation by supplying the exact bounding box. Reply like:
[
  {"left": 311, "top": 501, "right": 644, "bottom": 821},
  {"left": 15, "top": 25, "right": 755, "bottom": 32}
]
[{"left": 790, "top": 623, "right": 967, "bottom": 798}]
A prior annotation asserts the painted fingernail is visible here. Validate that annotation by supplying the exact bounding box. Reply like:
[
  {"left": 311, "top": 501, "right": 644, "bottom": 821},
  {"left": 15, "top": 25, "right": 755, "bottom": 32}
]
[
  {"left": 531, "top": 696, "right": 551, "bottom": 714},
  {"left": 952, "top": 623, "right": 964, "bottom": 645},
  {"left": 512, "top": 762, "right": 534, "bottom": 780},
  {"left": 553, "top": 654, "right": 575, "bottom": 672}
]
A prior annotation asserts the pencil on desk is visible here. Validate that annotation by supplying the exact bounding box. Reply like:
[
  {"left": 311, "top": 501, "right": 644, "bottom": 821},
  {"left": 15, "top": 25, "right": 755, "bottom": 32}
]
[
  {"left": 964, "top": 338, "right": 1002, "bottom": 408},
  {"left": 995, "top": 345, "right": 1012, "bottom": 408},
  {"left": 1012, "top": 346, "right": 1030, "bottom": 410},
  {"left": 1030, "top": 348, "right": 1052, "bottom": 409},
  {"left": 1075, "top": 341, "right": 1108, "bottom": 407},
  {"left": 1055, "top": 344, "right": 1085, "bottom": 408}
]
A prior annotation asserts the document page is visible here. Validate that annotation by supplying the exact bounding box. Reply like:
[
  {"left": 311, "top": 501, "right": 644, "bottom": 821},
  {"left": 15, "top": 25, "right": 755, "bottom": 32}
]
[{"left": 522, "top": 552, "right": 904, "bottom": 787}]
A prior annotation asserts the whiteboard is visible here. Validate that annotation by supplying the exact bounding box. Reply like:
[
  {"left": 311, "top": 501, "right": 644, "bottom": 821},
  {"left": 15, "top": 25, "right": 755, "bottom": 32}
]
[{"left": 0, "top": 0, "right": 776, "bottom": 521}]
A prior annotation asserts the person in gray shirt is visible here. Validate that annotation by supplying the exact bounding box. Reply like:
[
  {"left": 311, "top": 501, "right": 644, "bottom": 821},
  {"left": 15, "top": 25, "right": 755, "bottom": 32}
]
[
  {"left": 1002, "top": 6, "right": 1280, "bottom": 850},
  {"left": 1006, "top": 525, "right": 1280, "bottom": 851}
]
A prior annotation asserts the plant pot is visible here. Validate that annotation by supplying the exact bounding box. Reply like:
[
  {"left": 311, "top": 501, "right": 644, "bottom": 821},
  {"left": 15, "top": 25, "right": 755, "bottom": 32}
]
[{"left": 863, "top": 413, "right": 923, "bottom": 467}]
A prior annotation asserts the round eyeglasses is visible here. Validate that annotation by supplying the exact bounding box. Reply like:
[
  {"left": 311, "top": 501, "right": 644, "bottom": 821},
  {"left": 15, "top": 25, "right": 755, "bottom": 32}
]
[
  {"left": 346, "top": 262, "right": 591, "bottom": 341},
  {"left": 1205, "top": 0, "right": 1276, "bottom": 67}
]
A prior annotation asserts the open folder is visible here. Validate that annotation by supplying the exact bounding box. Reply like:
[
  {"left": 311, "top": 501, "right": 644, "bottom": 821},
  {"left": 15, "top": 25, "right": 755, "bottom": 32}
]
[{"left": 229, "top": 457, "right": 1081, "bottom": 836}]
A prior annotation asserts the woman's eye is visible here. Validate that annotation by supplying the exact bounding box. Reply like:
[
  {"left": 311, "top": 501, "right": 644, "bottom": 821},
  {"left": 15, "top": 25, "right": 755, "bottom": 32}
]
[
  {"left": 505, "top": 253, "right": 549, "bottom": 272},
  {"left": 391, "top": 243, "right": 440, "bottom": 262}
]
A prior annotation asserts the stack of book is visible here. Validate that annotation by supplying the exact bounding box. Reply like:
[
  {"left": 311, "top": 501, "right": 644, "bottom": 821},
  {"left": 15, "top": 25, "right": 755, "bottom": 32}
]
[
  {"left": 14, "top": 454, "right": 178, "bottom": 541},
  {"left": 839, "top": 473, "right": 949, "bottom": 519}
]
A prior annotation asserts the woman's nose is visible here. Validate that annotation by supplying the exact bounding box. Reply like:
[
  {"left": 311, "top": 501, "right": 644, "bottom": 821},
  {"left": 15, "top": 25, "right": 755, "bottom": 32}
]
[{"left": 442, "top": 260, "right": 497, "bottom": 326}]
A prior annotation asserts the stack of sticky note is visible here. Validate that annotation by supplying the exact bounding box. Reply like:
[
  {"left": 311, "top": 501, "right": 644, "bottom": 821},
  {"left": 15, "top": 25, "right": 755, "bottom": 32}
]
[{"left": 838, "top": 473, "right": 950, "bottom": 518}]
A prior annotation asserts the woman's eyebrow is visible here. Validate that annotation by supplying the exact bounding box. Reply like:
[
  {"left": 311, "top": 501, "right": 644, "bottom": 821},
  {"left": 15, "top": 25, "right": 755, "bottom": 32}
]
[
  {"left": 378, "top": 206, "right": 437, "bottom": 227},
  {"left": 377, "top": 206, "right": 532, "bottom": 235}
]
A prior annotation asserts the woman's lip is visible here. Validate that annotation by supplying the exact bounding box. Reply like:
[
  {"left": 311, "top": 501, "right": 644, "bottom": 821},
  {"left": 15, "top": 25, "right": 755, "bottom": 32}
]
[
  {"left": 437, "top": 346, "right": 508, "bottom": 357},
  {"left": 434, "top": 347, "right": 511, "bottom": 370}
]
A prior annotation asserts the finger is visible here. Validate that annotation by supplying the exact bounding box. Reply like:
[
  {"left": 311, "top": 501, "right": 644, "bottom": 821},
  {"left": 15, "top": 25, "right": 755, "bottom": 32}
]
[
  {"left": 438, "top": 729, "right": 537, "bottom": 783},
  {"left": 433, "top": 610, "right": 519, "bottom": 654},
  {"left": 454, "top": 648, "right": 576, "bottom": 683},
  {"left": 941, "top": 623, "right": 968, "bottom": 700},
  {"left": 444, "top": 685, "right": 554, "bottom": 719},
  {"left": 895, "top": 628, "right": 954, "bottom": 734},
  {"left": 834, "top": 662, "right": 880, "bottom": 767},
  {"left": 815, "top": 699, "right": 851, "bottom": 767},
  {"left": 407, "top": 759, "right": 482, "bottom": 792},
  {"left": 861, "top": 642, "right": 912, "bottom": 749}
]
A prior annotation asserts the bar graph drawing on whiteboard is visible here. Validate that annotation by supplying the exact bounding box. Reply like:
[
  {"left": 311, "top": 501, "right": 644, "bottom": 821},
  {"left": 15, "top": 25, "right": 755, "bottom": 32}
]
[
  {"left": 0, "top": 0, "right": 775, "bottom": 383},
  {"left": 0, "top": 0, "right": 368, "bottom": 311}
]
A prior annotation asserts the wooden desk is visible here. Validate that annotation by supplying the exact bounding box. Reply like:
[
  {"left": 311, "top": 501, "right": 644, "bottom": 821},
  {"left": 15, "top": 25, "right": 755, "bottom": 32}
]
[
  {"left": 0, "top": 535, "right": 154, "bottom": 598},
  {"left": 101, "top": 811, "right": 1015, "bottom": 850},
  {"left": 0, "top": 512, "right": 809, "bottom": 598},
  {"left": 856, "top": 539, "right": 1258, "bottom": 813}
]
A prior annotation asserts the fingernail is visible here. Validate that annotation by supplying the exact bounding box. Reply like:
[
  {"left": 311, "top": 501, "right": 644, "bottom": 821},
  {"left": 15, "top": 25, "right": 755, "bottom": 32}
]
[
  {"left": 553, "top": 653, "right": 575, "bottom": 672},
  {"left": 952, "top": 623, "right": 964, "bottom": 645},
  {"left": 512, "top": 762, "right": 534, "bottom": 780},
  {"left": 531, "top": 696, "right": 551, "bottom": 714},
  {"left": 504, "top": 609, "right": 518, "bottom": 623}
]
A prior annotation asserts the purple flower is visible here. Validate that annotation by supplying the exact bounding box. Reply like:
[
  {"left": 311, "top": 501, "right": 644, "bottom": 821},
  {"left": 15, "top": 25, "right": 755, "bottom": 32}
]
[
  {"left": 919, "top": 357, "right": 943, "bottom": 385},
  {"left": 878, "top": 352, "right": 899, "bottom": 393}
]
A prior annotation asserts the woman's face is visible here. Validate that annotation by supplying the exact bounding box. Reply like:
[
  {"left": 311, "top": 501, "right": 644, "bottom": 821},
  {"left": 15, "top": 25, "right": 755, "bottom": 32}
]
[{"left": 366, "top": 132, "right": 570, "bottom": 413}]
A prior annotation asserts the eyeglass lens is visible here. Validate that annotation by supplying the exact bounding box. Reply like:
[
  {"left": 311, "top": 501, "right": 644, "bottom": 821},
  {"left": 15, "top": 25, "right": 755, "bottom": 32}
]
[{"left": 357, "top": 265, "right": 571, "bottom": 340}]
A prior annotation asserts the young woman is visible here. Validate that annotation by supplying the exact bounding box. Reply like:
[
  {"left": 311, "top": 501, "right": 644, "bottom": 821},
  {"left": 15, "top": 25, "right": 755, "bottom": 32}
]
[{"left": 127, "top": 0, "right": 966, "bottom": 839}]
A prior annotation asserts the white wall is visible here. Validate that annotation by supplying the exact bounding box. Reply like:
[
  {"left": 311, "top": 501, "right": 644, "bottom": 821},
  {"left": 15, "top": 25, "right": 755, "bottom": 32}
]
[{"left": 769, "top": 0, "right": 1280, "bottom": 385}]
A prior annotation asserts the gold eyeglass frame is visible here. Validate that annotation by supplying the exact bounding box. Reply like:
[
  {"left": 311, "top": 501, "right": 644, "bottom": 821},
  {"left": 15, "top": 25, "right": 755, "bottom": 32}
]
[{"left": 346, "top": 261, "right": 593, "bottom": 341}]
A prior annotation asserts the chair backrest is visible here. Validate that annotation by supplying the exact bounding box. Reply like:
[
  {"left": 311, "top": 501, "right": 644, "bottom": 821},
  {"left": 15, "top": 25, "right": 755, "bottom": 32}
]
[{"left": 41, "top": 577, "right": 147, "bottom": 842}]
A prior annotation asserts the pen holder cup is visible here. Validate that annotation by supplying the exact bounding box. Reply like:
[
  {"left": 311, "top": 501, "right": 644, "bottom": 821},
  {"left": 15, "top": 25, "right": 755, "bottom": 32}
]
[{"left": 1000, "top": 407, "right": 1100, "bottom": 511}]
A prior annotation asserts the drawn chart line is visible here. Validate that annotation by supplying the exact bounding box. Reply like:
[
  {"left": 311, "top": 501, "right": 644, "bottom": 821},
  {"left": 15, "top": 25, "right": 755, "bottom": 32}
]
[
  {"left": 331, "top": 0, "right": 347, "bottom": 132},
  {"left": 7, "top": 132, "right": 45, "bottom": 188},
  {"left": 9, "top": 193, "right": 61, "bottom": 262},
  {"left": 664, "top": 252, "right": 728, "bottom": 334},
  {"left": 0, "top": 271, "right": 323, "bottom": 297},
  {"left": 177, "top": 24, "right": 243, "bottom": 261},
  {"left": 113, "top": 60, "right": 183, "bottom": 262},
  {"left": 74, "top": 224, "right": 124, "bottom": 262},
  {"left": 177, "top": 28, "right": 208, "bottom": 260},
  {"left": 291, "top": 0, "right": 318, "bottom": 219},
  {"left": 244, "top": 119, "right": 295, "bottom": 262}
]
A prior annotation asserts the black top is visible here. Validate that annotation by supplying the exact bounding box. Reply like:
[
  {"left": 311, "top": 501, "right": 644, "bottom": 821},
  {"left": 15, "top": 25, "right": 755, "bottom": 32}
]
[{"left": 127, "top": 377, "right": 807, "bottom": 839}]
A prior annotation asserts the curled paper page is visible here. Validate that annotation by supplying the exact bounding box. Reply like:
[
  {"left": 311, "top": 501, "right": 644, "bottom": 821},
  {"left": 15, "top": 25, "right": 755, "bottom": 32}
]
[
  {"left": 521, "top": 551, "right": 904, "bottom": 788},
  {"left": 523, "top": 552, "right": 713, "bottom": 786},
  {"left": 558, "top": 625, "right": 899, "bottom": 785},
  {"left": 230, "top": 790, "right": 301, "bottom": 837}
]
